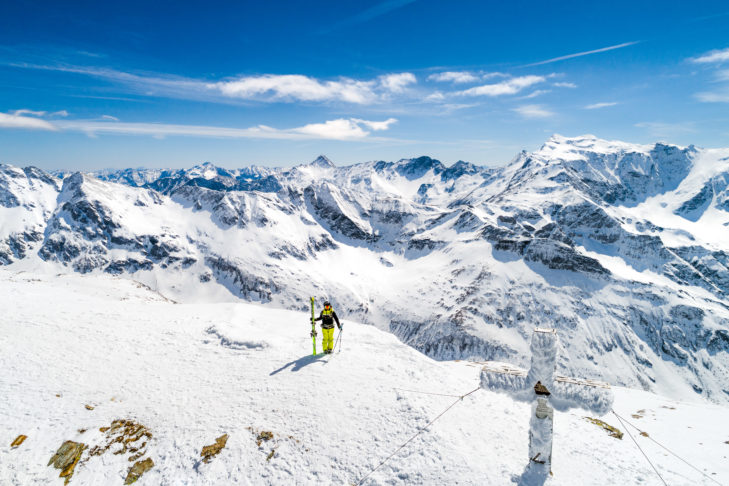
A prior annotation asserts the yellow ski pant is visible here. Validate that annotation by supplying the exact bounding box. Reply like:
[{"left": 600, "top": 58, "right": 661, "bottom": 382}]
[{"left": 322, "top": 328, "right": 334, "bottom": 351}]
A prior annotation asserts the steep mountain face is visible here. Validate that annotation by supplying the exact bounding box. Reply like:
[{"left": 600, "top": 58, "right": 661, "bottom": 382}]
[
  {"left": 0, "top": 165, "right": 59, "bottom": 264},
  {"left": 3, "top": 135, "right": 729, "bottom": 403}
]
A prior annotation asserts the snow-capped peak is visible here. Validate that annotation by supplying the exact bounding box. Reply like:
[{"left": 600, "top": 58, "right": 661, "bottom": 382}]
[
  {"left": 309, "top": 155, "right": 335, "bottom": 168},
  {"left": 188, "top": 161, "right": 224, "bottom": 179},
  {"left": 536, "top": 134, "right": 655, "bottom": 161}
]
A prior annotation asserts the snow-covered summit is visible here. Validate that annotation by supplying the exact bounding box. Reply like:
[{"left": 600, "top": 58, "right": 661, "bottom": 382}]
[{"left": 2, "top": 269, "right": 727, "bottom": 485}]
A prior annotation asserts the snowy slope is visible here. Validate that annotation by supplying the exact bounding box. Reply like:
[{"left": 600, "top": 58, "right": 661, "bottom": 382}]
[
  {"left": 2, "top": 135, "right": 729, "bottom": 406},
  {"left": 1, "top": 269, "right": 727, "bottom": 485}
]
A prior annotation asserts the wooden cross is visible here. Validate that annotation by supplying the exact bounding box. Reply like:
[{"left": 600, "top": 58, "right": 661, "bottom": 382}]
[{"left": 480, "top": 328, "right": 613, "bottom": 470}]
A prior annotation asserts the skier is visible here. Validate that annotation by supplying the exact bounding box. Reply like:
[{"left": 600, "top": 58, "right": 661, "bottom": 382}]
[{"left": 314, "top": 301, "right": 341, "bottom": 354}]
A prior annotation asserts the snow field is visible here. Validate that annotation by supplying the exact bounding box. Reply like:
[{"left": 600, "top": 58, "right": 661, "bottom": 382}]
[{"left": 1, "top": 269, "right": 728, "bottom": 485}]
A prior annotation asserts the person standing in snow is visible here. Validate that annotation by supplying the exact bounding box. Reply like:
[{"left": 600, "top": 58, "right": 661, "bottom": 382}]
[{"left": 315, "top": 301, "right": 341, "bottom": 354}]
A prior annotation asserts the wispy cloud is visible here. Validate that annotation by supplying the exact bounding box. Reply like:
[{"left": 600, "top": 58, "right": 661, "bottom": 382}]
[
  {"left": 323, "top": 0, "right": 416, "bottom": 33},
  {"left": 553, "top": 82, "right": 577, "bottom": 88},
  {"left": 519, "top": 89, "right": 551, "bottom": 99},
  {"left": 585, "top": 102, "right": 618, "bottom": 109},
  {"left": 9, "top": 109, "right": 68, "bottom": 117},
  {"left": 56, "top": 117, "right": 396, "bottom": 141},
  {"left": 695, "top": 89, "right": 729, "bottom": 103},
  {"left": 0, "top": 110, "right": 398, "bottom": 141},
  {"left": 456, "top": 75, "right": 546, "bottom": 97},
  {"left": 9, "top": 62, "right": 419, "bottom": 106},
  {"left": 0, "top": 111, "right": 57, "bottom": 130},
  {"left": 690, "top": 47, "right": 729, "bottom": 64},
  {"left": 427, "top": 71, "right": 506, "bottom": 84},
  {"left": 522, "top": 41, "right": 639, "bottom": 67},
  {"left": 635, "top": 121, "right": 697, "bottom": 137},
  {"left": 689, "top": 49, "right": 729, "bottom": 102},
  {"left": 513, "top": 104, "right": 554, "bottom": 118}
]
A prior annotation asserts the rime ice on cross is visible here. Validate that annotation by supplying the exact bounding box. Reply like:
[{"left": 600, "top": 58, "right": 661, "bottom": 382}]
[{"left": 480, "top": 328, "right": 614, "bottom": 470}]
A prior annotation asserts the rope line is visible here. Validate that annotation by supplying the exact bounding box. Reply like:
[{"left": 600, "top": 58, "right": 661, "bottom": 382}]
[
  {"left": 354, "top": 386, "right": 481, "bottom": 486},
  {"left": 612, "top": 410, "right": 668, "bottom": 486},
  {"left": 612, "top": 410, "right": 723, "bottom": 486},
  {"left": 392, "top": 388, "right": 467, "bottom": 398}
]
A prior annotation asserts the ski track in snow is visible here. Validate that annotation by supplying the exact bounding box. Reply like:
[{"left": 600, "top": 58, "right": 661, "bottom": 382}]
[{"left": 1, "top": 269, "right": 728, "bottom": 485}]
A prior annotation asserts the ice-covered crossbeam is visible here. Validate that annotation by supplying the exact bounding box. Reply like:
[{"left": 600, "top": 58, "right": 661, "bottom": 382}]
[{"left": 480, "top": 328, "right": 614, "bottom": 415}]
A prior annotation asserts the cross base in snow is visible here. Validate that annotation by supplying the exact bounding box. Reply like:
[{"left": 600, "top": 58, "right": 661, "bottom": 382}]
[{"left": 480, "top": 328, "right": 613, "bottom": 471}]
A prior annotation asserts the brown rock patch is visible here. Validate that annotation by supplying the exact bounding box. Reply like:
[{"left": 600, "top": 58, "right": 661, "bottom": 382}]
[
  {"left": 201, "top": 434, "right": 229, "bottom": 464},
  {"left": 125, "top": 457, "right": 154, "bottom": 485},
  {"left": 585, "top": 417, "right": 623, "bottom": 440},
  {"left": 48, "top": 441, "right": 87, "bottom": 484},
  {"left": 89, "top": 419, "right": 152, "bottom": 459},
  {"left": 11, "top": 435, "right": 27, "bottom": 448}
]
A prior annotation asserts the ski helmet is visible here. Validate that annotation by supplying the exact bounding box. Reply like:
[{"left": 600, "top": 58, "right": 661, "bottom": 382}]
[{"left": 323, "top": 301, "right": 331, "bottom": 307}]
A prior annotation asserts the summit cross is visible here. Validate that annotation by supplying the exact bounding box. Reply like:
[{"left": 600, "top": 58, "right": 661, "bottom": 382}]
[{"left": 480, "top": 328, "right": 614, "bottom": 472}]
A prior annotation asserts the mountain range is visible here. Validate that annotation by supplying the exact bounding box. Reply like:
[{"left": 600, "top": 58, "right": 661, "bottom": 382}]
[{"left": 2, "top": 134, "right": 729, "bottom": 404}]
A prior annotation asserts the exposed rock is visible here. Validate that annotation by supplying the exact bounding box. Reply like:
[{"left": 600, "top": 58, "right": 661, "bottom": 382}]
[
  {"left": 584, "top": 417, "right": 623, "bottom": 439},
  {"left": 48, "top": 440, "right": 87, "bottom": 484},
  {"left": 10, "top": 435, "right": 27, "bottom": 448},
  {"left": 89, "top": 419, "right": 152, "bottom": 460},
  {"left": 125, "top": 457, "right": 154, "bottom": 484},
  {"left": 200, "top": 434, "right": 228, "bottom": 463}
]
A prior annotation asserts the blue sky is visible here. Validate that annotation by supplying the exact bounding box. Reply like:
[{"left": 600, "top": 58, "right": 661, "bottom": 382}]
[{"left": 1, "top": 0, "right": 728, "bottom": 170}]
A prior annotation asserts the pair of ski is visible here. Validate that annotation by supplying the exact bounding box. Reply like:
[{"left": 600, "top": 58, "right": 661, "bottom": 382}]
[{"left": 310, "top": 296, "right": 342, "bottom": 356}]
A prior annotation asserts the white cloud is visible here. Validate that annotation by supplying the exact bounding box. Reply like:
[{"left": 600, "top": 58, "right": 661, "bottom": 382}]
[
  {"left": 209, "top": 74, "right": 378, "bottom": 104},
  {"left": 50, "top": 110, "right": 69, "bottom": 117},
  {"left": 0, "top": 111, "right": 56, "bottom": 130},
  {"left": 690, "top": 47, "right": 729, "bottom": 64},
  {"left": 553, "top": 82, "right": 577, "bottom": 88},
  {"left": 425, "top": 91, "right": 446, "bottom": 102},
  {"left": 585, "top": 102, "right": 618, "bottom": 109},
  {"left": 379, "top": 73, "right": 416, "bottom": 93},
  {"left": 52, "top": 117, "right": 397, "bottom": 141},
  {"left": 292, "top": 119, "right": 370, "bottom": 139},
  {"left": 456, "top": 75, "right": 546, "bottom": 97},
  {"left": 351, "top": 118, "right": 398, "bottom": 131},
  {"left": 428, "top": 71, "right": 479, "bottom": 84},
  {"left": 101, "top": 115, "right": 120, "bottom": 121},
  {"left": 512, "top": 104, "right": 554, "bottom": 118}
]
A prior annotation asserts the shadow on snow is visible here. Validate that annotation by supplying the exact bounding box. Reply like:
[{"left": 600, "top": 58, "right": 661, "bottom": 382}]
[{"left": 270, "top": 353, "right": 328, "bottom": 375}]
